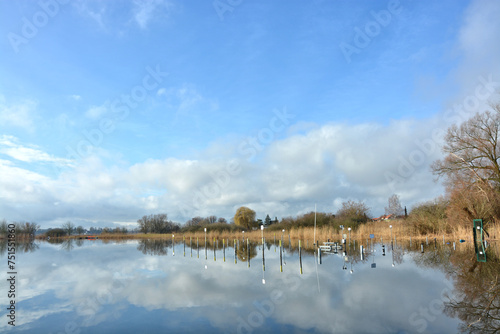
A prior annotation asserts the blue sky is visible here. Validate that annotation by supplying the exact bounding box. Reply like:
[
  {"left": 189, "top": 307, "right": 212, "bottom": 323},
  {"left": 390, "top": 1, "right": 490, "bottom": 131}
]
[{"left": 0, "top": 0, "right": 499, "bottom": 229}]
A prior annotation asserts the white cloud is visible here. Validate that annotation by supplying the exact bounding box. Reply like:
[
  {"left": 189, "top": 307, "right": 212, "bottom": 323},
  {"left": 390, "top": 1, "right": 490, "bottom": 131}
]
[
  {"left": 0, "top": 115, "right": 447, "bottom": 227},
  {"left": 0, "top": 95, "right": 37, "bottom": 131},
  {"left": 448, "top": 0, "right": 500, "bottom": 107},
  {"left": 85, "top": 104, "right": 108, "bottom": 119},
  {"left": 0, "top": 135, "right": 72, "bottom": 166},
  {"left": 133, "top": 0, "right": 173, "bottom": 29}
]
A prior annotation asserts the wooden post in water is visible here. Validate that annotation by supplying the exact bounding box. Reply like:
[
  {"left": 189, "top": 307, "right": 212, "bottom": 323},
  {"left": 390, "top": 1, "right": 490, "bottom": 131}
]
[
  {"left": 234, "top": 239, "right": 237, "bottom": 264},
  {"left": 421, "top": 243, "right": 424, "bottom": 253},
  {"left": 172, "top": 234, "right": 175, "bottom": 256},
  {"left": 453, "top": 242, "right": 456, "bottom": 251},
  {"left": 360, "top": 245, "right": 364, "bottom": 261},
  {"left": 214, "top": 237, "right": 216, "bottom": 261},
  {"left": 279, "top": 239, "right": 283, "bottom": 272},
  {"left": 262, "top": 240, "right": 265, "bottom": 272},
  {"left": 247, "top": 238, "right": 250, "bottom": 268},
  {"left": 299, "top": 240, "right": 303, "bottom": 274},
  {"left": 426, "top": 237, "right": 428, "bottom": 246},
  {"left": 318, "top": 247, "right": 322, "bottom": 264},
  {"left": 223, "top": 239, "right": 226, "bottom": 262}
]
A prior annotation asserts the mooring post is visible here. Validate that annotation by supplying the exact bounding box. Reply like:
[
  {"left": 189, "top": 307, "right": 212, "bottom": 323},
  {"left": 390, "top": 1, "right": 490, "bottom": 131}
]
[
  {"left": 223, "top": 239, "right": 226, "bottom": 262},
  {"left": 360, "top": 245, "right": 364, "bottom": 261},
  {"left": 421, "top": 243, "right": 424, "bottom": 253},
  {"left": 214, "top": 237, "right": 216, "bottom": 261},
  {"left": 279, "top": 239, "right": 283, "bottom": 272},
  {"left": 234, "top": 239, "right": 237, "bottom": 264},
  {"left": 318, "top": 247, "right": 322, "bottom": 265},
  {"left": 453, "top": 242, "right": 456, "bottom": 251},
  {"left": 262, "top": 240, "right": 265, "bottom": 272},
  {"left": 426, "top": 237, "right": 428, "bottom": 246},
  {"left": 299, "top": 240, "right": 303, "bottom": 274}
]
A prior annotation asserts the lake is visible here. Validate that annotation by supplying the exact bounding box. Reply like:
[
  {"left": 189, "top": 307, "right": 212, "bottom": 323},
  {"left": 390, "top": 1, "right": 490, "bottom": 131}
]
[{"left": 1, "top": 237, "right": 498, "bottom": 333}]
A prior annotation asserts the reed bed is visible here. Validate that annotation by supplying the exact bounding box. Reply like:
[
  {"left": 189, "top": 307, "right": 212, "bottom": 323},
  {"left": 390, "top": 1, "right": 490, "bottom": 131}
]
[{"left": 40, "top": 220, "right": 500, "bottom": 246}]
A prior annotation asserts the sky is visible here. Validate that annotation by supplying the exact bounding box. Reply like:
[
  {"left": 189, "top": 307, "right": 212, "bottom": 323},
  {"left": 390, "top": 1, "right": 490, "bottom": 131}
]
[{"left": 0, "top": 0, "right": 499, "bottom": 229}]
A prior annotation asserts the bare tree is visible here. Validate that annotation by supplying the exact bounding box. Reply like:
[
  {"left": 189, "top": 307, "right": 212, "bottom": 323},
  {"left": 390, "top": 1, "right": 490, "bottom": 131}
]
[
  {"left": 75, "top": 226, "right": 85, "bottom": 235},
  {"left": 206, "top": 215, "right": 217, "bottom": 224},
  {"left": 385, "top": 194, "right": 403, "bottom": 216},
  {"left": 217, "top": 217, "right": 227, "bottom": 224},
  {"left": 61, "top": 221, "right": 75, "bottom": 236},
  {"left": 432, "top": 105, "right": 500, "bottom": 223},
  {"left": 432, "top": 108, "right": 500, "bottom": 188}
]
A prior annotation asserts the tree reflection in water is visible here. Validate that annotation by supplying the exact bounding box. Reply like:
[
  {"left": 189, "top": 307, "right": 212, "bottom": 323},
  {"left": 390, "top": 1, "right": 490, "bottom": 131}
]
[
  {"left": 443, "top": 244, "right": 500, "bottom": 333},
  {"left": 137, "top": 239, "right": 170, "bottom": 256},
  {"left": 0, "top": 239, "right": 39, "bottom": 255}
]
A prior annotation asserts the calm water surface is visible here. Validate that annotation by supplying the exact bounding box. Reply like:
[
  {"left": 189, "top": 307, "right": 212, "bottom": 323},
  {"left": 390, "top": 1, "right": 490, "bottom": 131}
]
[{"left": 1, "top": 238, "right": 498, "bottom": 333}]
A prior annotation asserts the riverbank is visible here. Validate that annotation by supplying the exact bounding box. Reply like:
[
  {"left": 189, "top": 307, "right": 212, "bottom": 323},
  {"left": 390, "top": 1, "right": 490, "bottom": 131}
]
[{"left": 36, "top": 219, "right": 499, "bottom": 245}]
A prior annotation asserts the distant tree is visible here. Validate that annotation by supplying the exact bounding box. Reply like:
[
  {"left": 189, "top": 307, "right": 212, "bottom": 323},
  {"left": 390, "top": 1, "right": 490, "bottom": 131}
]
[
  {"left": 264, "top": 214, "right": 271, "bottom": 226},
  {"left": 75, "top": 226, "right": 85, "bottom": 235},
  {"left": 234, "top": 207, "right": 256, "bottom": 229},
  {"left": 336, "top": 200, "right": 370, "bottom": 224},
  {"left": 385, "top": 194, "right": 404, "bottom": 216},
  {"left": 206, "top": 215, "right": 217, "bottom": 224},
  {"left": 137, "top": 214, "right": 180, "bottom": 234},
  {"left": 23, "top": 222, "right": 39, "bottom": 235},
  {"left": 89, "top": 227, "right": 102, "bottom": 235},
  {"left": 0, "top": 220, "right": 7, "bottom": 235},
  {"left": 46, "top": 228, "right": 67, "bottom": 237},
  {"left": 217, "top": 217, "right": 227, "bottom": 224},
  {"left": 186, "top": 216, "right": 204, "bottom": 227},
  {"left": 61, "top": 221, "right": 75, "bottom": 236}
]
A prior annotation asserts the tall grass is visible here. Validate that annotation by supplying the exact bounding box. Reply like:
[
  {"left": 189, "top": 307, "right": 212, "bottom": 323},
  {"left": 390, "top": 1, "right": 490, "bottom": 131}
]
[{"left": 40, "top": 219, "right": 499, "bottom": 247}]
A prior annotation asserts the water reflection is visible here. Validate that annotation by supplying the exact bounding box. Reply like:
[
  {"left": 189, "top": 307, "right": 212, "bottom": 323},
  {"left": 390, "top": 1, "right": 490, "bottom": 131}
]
[
  {"left": 443, "top": 244, "right": 500, "bottom": 333},
  {"left": 0, "top": 239, "right": 39, "bottom": 255},
  {"left": 0, "top": 238, "right": 498, "bottom": 333}
]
